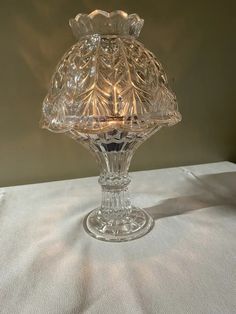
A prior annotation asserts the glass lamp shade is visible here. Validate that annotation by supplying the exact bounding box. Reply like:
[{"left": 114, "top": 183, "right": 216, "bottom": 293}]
[{"left": 41, "top": 10, "right": 181, "bottom": 242}]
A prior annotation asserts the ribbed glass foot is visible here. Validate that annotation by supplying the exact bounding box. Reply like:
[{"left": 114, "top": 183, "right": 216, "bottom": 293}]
[{"left": 84, "top": 206, "right": 154, "bottom": 242}]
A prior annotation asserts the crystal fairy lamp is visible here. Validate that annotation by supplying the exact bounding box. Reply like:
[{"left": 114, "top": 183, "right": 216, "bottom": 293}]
[{"left": 41, "top": 10, "right": 181, "bottom": 242}]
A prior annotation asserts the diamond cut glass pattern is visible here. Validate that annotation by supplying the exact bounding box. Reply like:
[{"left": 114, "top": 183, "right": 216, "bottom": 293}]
[{"left": 41, "top": 10, "right": 182, "bottom": 242}]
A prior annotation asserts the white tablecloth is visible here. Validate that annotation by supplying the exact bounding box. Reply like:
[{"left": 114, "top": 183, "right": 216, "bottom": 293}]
[{"left": 0, "top": 162, "right": 236, "bottom": 314}]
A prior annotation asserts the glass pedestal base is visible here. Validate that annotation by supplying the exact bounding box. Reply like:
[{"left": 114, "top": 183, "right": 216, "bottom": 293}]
[{"left": 84, "top": 207, "right": 154, "bottom": 242}]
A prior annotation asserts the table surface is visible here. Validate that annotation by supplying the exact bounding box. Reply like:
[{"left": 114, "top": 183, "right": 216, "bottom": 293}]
[{"left": 0, "top": 161, "right": 236, "bottom": 314}]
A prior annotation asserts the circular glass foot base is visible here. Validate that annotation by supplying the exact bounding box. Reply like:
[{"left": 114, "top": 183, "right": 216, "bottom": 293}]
[{"left": 84, "top": 207, "right": 154, "bottom": 242}]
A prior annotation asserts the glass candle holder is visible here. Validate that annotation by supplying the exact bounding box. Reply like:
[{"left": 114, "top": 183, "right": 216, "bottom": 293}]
[{"left": 41, "top": 10, "right": 181, "bottom": 242}]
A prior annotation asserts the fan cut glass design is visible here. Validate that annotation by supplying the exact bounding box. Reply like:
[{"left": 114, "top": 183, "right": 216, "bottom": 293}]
[{"left": 41, "top": 10, "right": 181, "bottom": 242}]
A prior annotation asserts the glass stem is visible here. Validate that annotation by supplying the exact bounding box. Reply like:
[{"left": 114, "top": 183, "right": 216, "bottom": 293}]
[{"left": 95, "top": 151, "right": 134, "bottom": 218}]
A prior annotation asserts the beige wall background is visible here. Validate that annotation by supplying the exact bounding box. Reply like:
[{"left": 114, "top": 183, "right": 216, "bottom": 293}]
[{"left": 1, "top": 0, "right": 235, "bottom": 187}]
